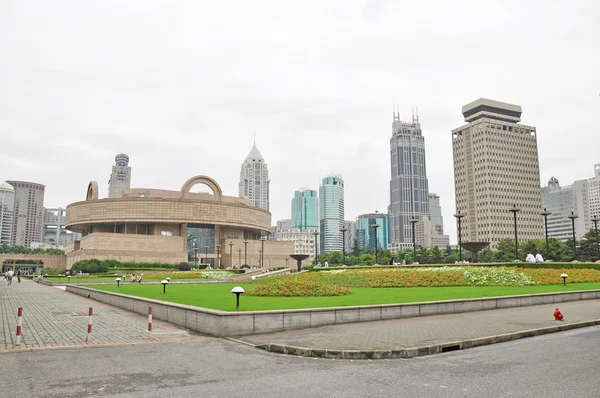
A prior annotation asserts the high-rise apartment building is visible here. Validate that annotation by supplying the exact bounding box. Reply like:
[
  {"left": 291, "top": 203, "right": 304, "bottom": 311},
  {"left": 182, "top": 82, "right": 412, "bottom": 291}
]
[
  {"left": 6, "top": 181, "right": 45, "bottom": 246},
  {"left": 541, "top": 177, "right": 589, "bottom": 241},
  {"left": 108, "top": 153, "right": 131, "bottom": 198},
  {"left": 43, "top": 207, "right": 82, "bottom": 246},
  {"left": 452, "top": 98, "right": 544, "bottom": 247},
  {"left": 588, "top": 164, "right": 600, "bottom": 220},
  {"left": 414, "top": 216, "right": 450, "bottom": 248},
  {"left": 291, "top": 188, "right": 318, "bottom": 231},
  {"left": 0, "top": 182, "right": 16, "bottom": 244},
  {"left": 319, "top": 175, "right": 344, "bottom": 253},
  {"left": 388, "top": 111, "right": 430, "bottom": 252},
  {"left": 428, "top": 193, "right": 444, "bottom": 235},
  {"left": 238, "top": 144, "right": 270, "bottom": 210},
  {"left": 343, "top": 220, "right": 356, "bottom": 252},
  {"left": 355, "top": 213, "right": 389, "bottom": 252}
]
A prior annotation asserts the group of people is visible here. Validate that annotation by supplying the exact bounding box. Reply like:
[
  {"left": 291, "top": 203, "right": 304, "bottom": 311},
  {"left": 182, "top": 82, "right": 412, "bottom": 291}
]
[
  {"left": 128, "top": 273, "right": 143, "bottom": 283},
  {"left": 315, "top": 261, "right": 329, "bottom": 267},
  {"left": 3, "top": 268, "right": 22, "bottom": 285},
  {"left": 526, "top": 253, "right": 545, "bottom": 263}
]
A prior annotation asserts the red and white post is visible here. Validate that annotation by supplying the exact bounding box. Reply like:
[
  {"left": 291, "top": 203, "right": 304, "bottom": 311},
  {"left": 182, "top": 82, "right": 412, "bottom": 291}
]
[
  {"left": 86, "top": 307, "right": 93, "bottom": 341},
  {"left": 148, "top": 306, "right": 153, "bottom": 340},
  {"left": 15, "top": 307, "right": 23, "bottom": 346}
]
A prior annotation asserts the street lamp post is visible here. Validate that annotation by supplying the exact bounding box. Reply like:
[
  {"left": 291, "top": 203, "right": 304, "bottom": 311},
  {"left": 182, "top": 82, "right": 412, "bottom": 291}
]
[
  {"left": 243, "top": 239, "right": 248, "bottom": 267},
  {"left": 567, "top": 212, "right": 578, "bottom": 260},
  {"left": 313, "top": 232, "right": 319, "bottom": 264},
  {"left": 453, "top": 212, "right": 466, "bottom": 262},
  {"left": 409, "top": 217, "right": 419, "bottom": 264},
  {"left": 216, "top": 244, "right": 221, "bottom": 269},
  {"left": 204, "top": 245, "right": 209, "bottom": 268},
  {"left": 237, "top": 248, "right": 242, "bottom": 268},
  {"left": 371, "top": 224, "right": 380, "bottom": 264},
  {"left": 591, "top": 216, "right": 600, "bottom": 262},
  {"left": 260, "top": 236, "right": 266, "bottom": 268},
  {"left": 540, "top": 208, "right": 552, "bottom": 260},
  {"left": 229, "top": 241, "right": 233, "bottom": 268},
  {"left": 509, "top": 204, "right": 521, "bottom": 261},
  {"left": 258, "top": 249, "right": 262, "bottom": 267},
  {"left": 340, "top": 228, "right": 347, "bottom": 265}
]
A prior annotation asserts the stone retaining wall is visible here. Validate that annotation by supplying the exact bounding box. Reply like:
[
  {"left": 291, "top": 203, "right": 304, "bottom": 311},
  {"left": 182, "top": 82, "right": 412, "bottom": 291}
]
[{"left": 66, "top": 285, "right": 600, "bottom": 337}]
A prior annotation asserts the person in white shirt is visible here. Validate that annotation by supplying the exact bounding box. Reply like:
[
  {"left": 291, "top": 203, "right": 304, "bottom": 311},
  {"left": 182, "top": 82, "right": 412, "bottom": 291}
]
[{"left": 6, "top": 269, "right": 14, "bottom": 285}]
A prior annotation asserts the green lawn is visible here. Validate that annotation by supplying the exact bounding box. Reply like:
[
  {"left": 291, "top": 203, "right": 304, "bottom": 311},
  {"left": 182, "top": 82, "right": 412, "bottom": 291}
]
[{"left": 87, "top": 282, "right": 600, "bottom": 312}]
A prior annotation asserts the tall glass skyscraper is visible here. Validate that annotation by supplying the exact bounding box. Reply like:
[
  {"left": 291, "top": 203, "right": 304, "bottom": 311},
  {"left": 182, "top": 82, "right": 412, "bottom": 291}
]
[
  {"left": 239, "top": 143, "right": 270, "bottom": 211},
  {"left": 388, "top": 111, "right": 430, "bottom": 251},
  {"left": 319, "top": 176, "right": 344, "bottom": 253},
  {"left": 428, "top": 193, "right": 444, "bottom": 235},
  {"left": 6, "top": 180, "right": 45, "bottom": 246},
  {"left": 291, "top": 189, "right": 318, "bottom": 231},
  {"left": 355, "top": 213, "right": 389, "bottom": 252}
]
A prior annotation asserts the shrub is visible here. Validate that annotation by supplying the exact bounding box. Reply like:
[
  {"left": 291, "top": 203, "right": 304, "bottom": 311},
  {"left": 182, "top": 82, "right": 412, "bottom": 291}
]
[{"left": 178, "top": 262, "right": 191, "bottom": 271}]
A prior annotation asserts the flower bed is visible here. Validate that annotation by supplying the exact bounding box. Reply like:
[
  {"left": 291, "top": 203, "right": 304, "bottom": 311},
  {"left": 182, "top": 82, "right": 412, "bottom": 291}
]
[
  {"left": 519, "top": 268, "right": 600, "bottom": 284},
  {"left": 245, "top": 279, "right": 351, "bottom": 297}
]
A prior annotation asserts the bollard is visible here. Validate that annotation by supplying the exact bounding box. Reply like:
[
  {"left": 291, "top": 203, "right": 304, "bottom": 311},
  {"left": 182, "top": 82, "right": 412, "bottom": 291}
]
[
  {"left": 148, "top": 306, "right": 153, "bottom": 340},
  {"left": 15, "top": 307, "right": 23, "bottom": 346},
  {"left": 86, "top": 307, "right": 93, "bottom": 341}
]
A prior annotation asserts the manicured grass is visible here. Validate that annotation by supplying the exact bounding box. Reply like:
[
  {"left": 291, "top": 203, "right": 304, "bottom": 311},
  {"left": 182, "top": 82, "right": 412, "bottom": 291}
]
[{"left": 87, "top": 282, "right": 600, "bottom": 312}]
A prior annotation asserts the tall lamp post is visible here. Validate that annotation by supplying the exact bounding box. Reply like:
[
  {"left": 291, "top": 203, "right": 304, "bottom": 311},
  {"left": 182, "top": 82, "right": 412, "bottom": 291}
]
[
  {"left": 591, "top": 216, "right": 600, "bottom": 262},
  {"left": 567, "top": 212, "right": 578, "bottom": 260},
  {"left": 216, "top": 244, "right": 222, "bottom": 269},
  {"left": 258, "top": 249, "right": 262, "bottom": 267},
  {"left": 371, "top": 224, "right": 380, "bottom": 264},
  {"left": 453, "top": 212, "right": 466, "bottom": 262},
  {"left": 237, "top": 248, "right": 242, "bottom": 268},
  {"left": 340, "top": 227, "right": 347, "bottom": 265},
  {"left": 409, "top": 217, "right": 419, "bottom": 264},
  {"left": 260, "top": 236, "right": 266, "bottom": 268},
  {"left": 204, "top": 245, "right": 209, "bottom": 268},
  {"left": 192, "top": 241, "right": 198, "bottom": 268},
  {"left": 313, "top": 232, "right": 319, "bottom": 264},
  {"left": 229, "top": 241, "right": 233, "bottom": 268},
  {"left": 509, "top": 204, "right": 521, "bottom": 261},
  {"left": 540, "top": 208, "right": 552, "bottom": 260},
  {"left": 243, "top": 239, "right": 248, "bottom": 267}
]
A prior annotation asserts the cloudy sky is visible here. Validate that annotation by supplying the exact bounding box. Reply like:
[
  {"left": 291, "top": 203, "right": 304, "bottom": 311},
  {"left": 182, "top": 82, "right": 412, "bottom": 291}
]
[{"left": 1, "top": 0, "right": 599, "bottom": 244}]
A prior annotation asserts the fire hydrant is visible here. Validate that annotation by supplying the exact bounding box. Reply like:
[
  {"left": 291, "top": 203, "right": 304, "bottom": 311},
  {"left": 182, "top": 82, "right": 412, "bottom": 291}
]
[{"left": 554, "top": 308, "right": 564, "bottom": 321}]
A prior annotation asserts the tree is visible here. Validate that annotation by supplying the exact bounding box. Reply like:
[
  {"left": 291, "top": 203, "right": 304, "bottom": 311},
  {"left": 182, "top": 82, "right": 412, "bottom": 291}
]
[
  {"left": 178, "top": 262, "right": 191, "bottom": 271},
  {"left": 359, "top": 253, "right": 375, "bottom": 266}
]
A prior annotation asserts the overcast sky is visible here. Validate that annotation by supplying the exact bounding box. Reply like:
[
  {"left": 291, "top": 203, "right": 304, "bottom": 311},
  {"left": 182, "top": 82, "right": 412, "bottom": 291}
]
[{"left": 1, "top": 0, "right": 599, "bottom": 244}]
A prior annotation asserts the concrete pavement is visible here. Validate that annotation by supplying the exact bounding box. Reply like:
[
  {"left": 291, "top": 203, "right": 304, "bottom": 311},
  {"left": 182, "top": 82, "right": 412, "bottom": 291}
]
[
  {"left": 237, "top": 299, "right": 600, "bottom": 359},
  {"left": 0, "top": 279, "right": 207, "bottom": 351}
]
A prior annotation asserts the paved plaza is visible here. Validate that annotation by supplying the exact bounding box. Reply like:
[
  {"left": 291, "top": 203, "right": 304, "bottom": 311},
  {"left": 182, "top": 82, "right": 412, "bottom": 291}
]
[
  {"left": 0, "top": 279, "right": 207, "bottom": 351},
  {"left": 239, "top": 299, "right": 600, "bottom": 351}
]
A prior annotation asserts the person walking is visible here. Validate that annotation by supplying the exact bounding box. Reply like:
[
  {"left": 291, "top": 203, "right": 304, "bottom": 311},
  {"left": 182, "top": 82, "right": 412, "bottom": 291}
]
[
  {"left": 17, "top": 269, "right": 22, "bottom": 283},
  {"left": 7, "top": 268, "right": 14, "bottom": 286}
]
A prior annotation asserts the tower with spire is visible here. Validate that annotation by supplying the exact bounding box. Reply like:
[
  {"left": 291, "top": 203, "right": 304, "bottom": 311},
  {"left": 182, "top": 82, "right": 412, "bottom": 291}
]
[{"left": 239, "top": 140, "right": 270, "bottom": 211}]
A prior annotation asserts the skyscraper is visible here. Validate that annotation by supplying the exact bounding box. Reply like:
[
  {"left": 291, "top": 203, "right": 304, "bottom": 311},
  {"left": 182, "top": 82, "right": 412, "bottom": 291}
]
[
  {"left": 541, "top": 177, "right": 589, "bottom": 241},
  {"left": 291, "top": 188, "right": 318, "bottom": 231},
  {"left": 0, "top": 182, "right": 15, "bottom": 245},
  {"left": 108, "top": 153, "right": 131, "bottom": 198},
  {"left": 388, "top": 110, "right": 430, "bottom": 252},
  {"left": 355, "top": 213, "right": 389, "bottom": 252},
  {"left": 238, "top": 143, "right": 270, "bottom": 211},
  {"left": 452, "top": 98, "right": 544, "bottom": 247},
  {"left": 319, "top": 175, "right": 344, "bottom": 253},
  {"left": 428, "top": 193, "right": 444, "bottom": 235},
  {"left": 6, "top": 180, "right": 45, "bottom": 246}
]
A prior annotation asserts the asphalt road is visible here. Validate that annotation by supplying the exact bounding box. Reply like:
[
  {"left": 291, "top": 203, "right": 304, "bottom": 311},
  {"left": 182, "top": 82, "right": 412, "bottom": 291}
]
[{"left": 1, "top": 326, "right": 599, "bottom": 398}]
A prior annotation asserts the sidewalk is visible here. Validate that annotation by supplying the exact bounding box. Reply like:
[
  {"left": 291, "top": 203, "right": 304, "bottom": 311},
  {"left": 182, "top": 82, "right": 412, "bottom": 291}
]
[
  {"left": 236, "top": 299, "right": 600, "bottom": 359},
  {"left": 0, "top": 279, "right": 206, "bottom": 351}
]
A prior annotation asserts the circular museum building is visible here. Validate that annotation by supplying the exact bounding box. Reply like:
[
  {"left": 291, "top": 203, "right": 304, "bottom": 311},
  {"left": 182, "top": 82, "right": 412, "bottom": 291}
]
[{"left": 65, "top": 176, "right": 292, "bottom": 268}]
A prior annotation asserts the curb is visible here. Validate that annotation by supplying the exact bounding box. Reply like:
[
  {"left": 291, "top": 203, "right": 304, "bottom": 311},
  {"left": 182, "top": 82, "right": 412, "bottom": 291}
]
[{"left": 247, "top": 319, "right": 600, "bottom": 360}]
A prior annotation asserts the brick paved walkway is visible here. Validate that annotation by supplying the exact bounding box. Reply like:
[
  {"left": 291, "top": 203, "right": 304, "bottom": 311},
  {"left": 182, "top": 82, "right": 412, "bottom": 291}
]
[
  {"left": 239, "top": 299, "right": 600, "bottom": 350},
  {"left": 0, "top": 279, "right": 207, "bottom": 351}
]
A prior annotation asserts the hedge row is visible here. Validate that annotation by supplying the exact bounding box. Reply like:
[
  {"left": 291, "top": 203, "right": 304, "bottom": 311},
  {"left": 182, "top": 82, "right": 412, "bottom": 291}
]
[
  {"left": 71, "top": 259, "right": 177, "bottom": 273},
  {"left": 309, "top": 262, "right": 600, "bottom": 272}
]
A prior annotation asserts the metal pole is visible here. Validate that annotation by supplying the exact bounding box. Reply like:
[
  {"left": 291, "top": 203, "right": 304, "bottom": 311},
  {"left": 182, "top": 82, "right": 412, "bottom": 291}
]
[
  {"left": 313, "top": 232, "right": 319, "bottom": 264},
  {"left": 204, "top": 246, "right": 208, "bottom": 267},
  {"left": 243, "top": 240, "right": 248, "bottom": 267},
  {"left": 458, "top": 217, "right": 462, "bottom": 262},
  {"left": 568, "top": 212, "right": 578, "bottom": 261},
  {"left": 593, "top": 218, "right": 600, "bottom": 262},
  {"left": 341, "top": 228, "right": 347, "bottom": 265},
  {"left": 509, "top": 205, "right": 520, "bottom": 260},
  {"left": 261, "top": 238, "right": 265, "bottom": 268},
  {"left": 371, "top": 224, "right": 380, "bottom": 265},
  {"left": 229, "top": 241, "right": 233, "bottom": 268},
  {"left": 412, "top": 222, "right": 416, "bottom": 264},
  {"left": 238, "top": 248, "right": 242, "bottom": 267},
  {"left": 541, "top": 208, "right": 552, "bottom": 260}
]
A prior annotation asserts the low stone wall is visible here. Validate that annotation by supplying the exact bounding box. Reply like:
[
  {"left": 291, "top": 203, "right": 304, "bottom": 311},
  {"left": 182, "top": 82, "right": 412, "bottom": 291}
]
[{"left": 66, "top": 285, "right": 600, "bottom": 337}]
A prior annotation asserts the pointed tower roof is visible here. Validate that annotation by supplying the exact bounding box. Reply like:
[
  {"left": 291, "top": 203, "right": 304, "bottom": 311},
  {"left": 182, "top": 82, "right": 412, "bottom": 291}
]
[{"left": 245, "top": 144, "right": 264, "bottom": 161}]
